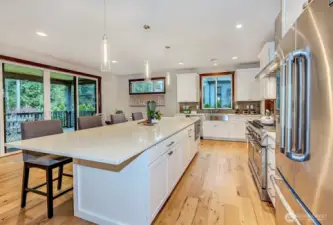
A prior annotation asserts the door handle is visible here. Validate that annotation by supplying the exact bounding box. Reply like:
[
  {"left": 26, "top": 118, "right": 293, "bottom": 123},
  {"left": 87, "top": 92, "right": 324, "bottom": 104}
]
[
  {"left": 280, "top": 59, "right": 286, "bottom": 154},
  {"left": 286, "top": 49, "right": 311, "bottom": 162}
]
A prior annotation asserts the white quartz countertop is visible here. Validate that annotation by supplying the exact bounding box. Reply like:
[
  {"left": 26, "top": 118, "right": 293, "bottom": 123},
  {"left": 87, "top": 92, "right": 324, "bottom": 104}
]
[{"left": 6, "top": 117, "right": 199, "bottom": 165}]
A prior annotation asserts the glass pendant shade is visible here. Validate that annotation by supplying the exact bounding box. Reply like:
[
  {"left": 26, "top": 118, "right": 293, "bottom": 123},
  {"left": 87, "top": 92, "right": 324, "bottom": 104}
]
[
  {"left": 100, "top": 34, "right": 111, "bottom": 72},
  {"left": 144, "top": 60, "right": 151, "bottom": 81},
  {"left": 166, "top": 72, "right": 171, "bottom": 86}
]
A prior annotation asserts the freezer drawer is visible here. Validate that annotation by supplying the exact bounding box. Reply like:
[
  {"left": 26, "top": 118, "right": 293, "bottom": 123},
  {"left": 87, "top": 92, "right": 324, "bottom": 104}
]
[{"left": 271, "top": 169, "right": 321, "bottom": 225}]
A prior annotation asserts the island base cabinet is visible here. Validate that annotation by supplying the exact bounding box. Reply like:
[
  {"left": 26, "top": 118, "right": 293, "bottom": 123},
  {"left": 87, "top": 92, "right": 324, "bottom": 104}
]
[
  {"left": 73, "top": 123, "right": 198, "bottom": 225},
  {"left": 149, "top": 153, "right": 168, "bottom": 221},
  {"left": 73, "top": 154, "right": 150, "bottom": 225}
]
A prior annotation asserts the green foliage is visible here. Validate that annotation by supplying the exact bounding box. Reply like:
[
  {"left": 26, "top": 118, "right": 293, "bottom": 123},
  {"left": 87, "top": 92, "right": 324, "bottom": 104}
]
[
  {"left": 147, "top": 109, "right": 162, "bottom": 120},
  {"left": 203, "top": 103, "right": 212, "bottom": 109},
  {"left": 5, "top": 79, "right": 96, "bottom": 113},
  {"left": 115, "top": 109, "right": 124, "bottom": 114}
]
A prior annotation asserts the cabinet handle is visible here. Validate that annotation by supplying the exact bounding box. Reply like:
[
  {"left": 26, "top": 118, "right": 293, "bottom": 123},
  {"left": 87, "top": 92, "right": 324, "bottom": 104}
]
[
  {"left": 268, "top": 163, "right": 275, "bottom": 171},
  {"left": 168, "top": 151, "right": 174, "bottom": 156},
  {"left": 166, "top": 141, "right": 175, "bottom": 147}
]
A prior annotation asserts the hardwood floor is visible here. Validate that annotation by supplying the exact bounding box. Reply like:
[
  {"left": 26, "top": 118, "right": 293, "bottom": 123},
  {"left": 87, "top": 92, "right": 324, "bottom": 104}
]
[{"left": 0, "top": 141, "right": 275, "bottom": 225}]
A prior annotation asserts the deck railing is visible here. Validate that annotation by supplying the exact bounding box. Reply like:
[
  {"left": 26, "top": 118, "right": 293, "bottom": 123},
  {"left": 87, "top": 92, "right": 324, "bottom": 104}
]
[{"left": 5, "top": 110, "right": 95, "bottom": 142}]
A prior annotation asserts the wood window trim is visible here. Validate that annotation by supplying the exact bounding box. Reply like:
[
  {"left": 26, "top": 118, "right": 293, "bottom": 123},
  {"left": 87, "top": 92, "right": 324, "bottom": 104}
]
[
  {"left": 129, "top": 77, "right": 166, "bottom": 95},
  {"left": 0, "top": 55, "right": 102, "bottom": 113},
  {"left": 199, "top": 71, "right": 235, "bottom": 110}
]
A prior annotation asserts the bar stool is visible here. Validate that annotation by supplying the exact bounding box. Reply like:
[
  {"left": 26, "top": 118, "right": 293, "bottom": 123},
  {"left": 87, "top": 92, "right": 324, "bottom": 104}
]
[
  {"left": 110, "top": 113, "right": 127, "bottom": 124},
  {"left": 20, "top": 120, "right": 73, "bottom": 219},
  {"left": 132, "top": 112, "right": 144, "bottom": 121},
  {"left": 78, "top": 115, "right": 103, "bottom": 130}
]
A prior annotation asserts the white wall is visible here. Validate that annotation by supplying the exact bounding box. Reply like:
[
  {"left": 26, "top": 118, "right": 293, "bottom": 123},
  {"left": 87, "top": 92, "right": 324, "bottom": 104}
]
[
  {"left": 106, "top": 64, "right": 254, "bottom": 117},
  {"left": 113, "top": 72, "right": 178, "bottom": 117}
]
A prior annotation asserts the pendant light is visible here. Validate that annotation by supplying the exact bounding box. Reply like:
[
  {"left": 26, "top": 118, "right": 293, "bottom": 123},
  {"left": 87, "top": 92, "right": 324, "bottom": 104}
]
[
  {"left": 166, "top": 72, "right": 171, "bottom": 86},
  {"left": 143, "top": 25, "right": 151, "bottom": 81},
  {"left": 100, "top": 0, "right": 111, "bottom": 72},
  {"left": 144, "top": 60, "right": 151, "bottom": 81}
]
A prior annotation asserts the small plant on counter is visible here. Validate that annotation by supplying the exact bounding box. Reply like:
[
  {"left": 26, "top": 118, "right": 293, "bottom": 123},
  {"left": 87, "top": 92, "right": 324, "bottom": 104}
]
[
  {"left": 146, "top": 101, "right": 162, "bottom": 123},
  {"left": 115, "top": 109, "right": 124, "bottom": 114}
]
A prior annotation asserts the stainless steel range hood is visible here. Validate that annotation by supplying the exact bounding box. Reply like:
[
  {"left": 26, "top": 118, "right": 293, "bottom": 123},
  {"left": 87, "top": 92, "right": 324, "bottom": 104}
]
[{"left": 255, "top": 56, "right": 280, "bottom": 80}]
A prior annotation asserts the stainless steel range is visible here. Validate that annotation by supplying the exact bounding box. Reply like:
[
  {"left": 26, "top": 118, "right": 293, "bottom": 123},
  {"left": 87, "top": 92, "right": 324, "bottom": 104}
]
[{"left": 246, "top": 120, "right": 275, "bottom": 202}]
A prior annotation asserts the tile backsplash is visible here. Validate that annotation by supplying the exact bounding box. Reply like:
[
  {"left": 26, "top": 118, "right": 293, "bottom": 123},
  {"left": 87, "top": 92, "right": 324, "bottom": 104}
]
[
  {"left": 234, "top": 101, "right": 261, "bottom": 114},
  {"left": 179, "top": 101, "right": 261, "bottom": 114}
]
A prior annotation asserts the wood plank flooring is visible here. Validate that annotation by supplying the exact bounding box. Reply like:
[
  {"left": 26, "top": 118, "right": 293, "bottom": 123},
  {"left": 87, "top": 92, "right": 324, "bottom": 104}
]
[{"left": 0, "top": 140, "right": 275, "bottom": 225}]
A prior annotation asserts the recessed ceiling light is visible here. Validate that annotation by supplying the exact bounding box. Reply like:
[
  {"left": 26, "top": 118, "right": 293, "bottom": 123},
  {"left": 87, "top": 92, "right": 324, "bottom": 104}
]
[
  {"left": 36, "top": 31, "right": 47, "bottom": 37},
  {"left": 213, "top": 63, "right": 218, "bottom": 66},
  {"left": 111, "top": 60, "right": 118, "bottom": 64},
  {"left": 232, "top": 56, "right": 238, "bottom": 60},
  {"left": 178, "top": 62, "right": 184, "bottom": 65},
  {"left": 236, "top": 24, "right": 243, "bottom": 29}
]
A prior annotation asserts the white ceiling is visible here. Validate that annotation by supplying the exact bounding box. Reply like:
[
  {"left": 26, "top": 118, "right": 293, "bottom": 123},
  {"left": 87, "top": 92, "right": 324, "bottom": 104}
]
[{"left": 0, "top": 0, "right": 280, "bottom": 75}]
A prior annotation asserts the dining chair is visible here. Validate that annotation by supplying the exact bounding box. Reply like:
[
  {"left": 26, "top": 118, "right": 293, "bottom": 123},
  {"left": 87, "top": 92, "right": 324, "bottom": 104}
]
[
  {"left": 78, "top": 115, "right": 103, "bottom": 130},
  {"left": 132, "top": 112, "right": 144, "bottom": 121},
  {"left": 20, "top": 120, "right": 73, "bottom": 219},
  {"left": 110, "top": 113, "right": 127, "bottom": 124}
]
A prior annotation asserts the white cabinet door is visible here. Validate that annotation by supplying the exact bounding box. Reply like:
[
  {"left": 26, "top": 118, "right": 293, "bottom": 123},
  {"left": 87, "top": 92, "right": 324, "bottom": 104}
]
[
  {"left": 203, "top": 121, "right": 215, "bottom": 138},
  {"left": 176, "top": 73, "right": 199, "bottom": 102},
  {"left": 229, "top": 121, "right": 246, "bottom": 140},
  {"left": 282, "top": 0, "right": 306, "bottom": 37},
  {"left": 260, "top": 77, "right": 277, "bottom": 99},
  {"left": 215, "top": 121, "right": 229, "bottom": 139},
  {"left": 149, "top": 153, "right": 168, "bottom": 220},
  {"left": 235, "top": 68, "right": 261, "bottom": 101},
  {"left": 167, "top": 146, "right": 180, "bottom": 192}
]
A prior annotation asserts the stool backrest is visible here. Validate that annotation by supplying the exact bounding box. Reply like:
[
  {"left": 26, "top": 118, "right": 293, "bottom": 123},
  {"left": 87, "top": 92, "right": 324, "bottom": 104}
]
[
  {"left": 21, "top": 120, "right": 63, "bottom": 140},
  {"left": 78, "top": 116, "right": 103, "bottom": 130},
  {"left": 111, "top": 113, "right": 127, "bottom": 124},
  {"left": 132, "top": 112, "right": 144, "bottom": 121},
  {"left": 21, "top": 120, "right": 63, "bottom": 161}
]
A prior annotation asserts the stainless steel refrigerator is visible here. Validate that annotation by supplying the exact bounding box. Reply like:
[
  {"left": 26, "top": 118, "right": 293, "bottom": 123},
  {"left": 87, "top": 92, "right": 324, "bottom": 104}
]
[{"left": 274, "top": 0, "right": 333, "bottom": 224}]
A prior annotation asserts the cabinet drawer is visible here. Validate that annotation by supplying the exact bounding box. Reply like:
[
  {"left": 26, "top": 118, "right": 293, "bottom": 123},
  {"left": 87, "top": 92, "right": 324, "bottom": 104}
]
[{"left": 148, "top": 134, "right": 183, "bottom": 165}]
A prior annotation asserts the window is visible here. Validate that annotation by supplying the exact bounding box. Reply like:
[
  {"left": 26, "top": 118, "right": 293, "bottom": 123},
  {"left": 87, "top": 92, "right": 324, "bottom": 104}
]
[
  {"left": 201, "top": 72, "right": 234, "bottom": 109},
  {"left": 129, "top": 77, "right": 165, "bottom": 95}
]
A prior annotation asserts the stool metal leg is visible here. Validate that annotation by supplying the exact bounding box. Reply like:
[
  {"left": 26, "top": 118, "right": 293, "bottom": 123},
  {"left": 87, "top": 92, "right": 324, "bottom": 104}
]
[
  {"left": 57, "top": 165, "right": 63, "bottom": 190},
  {"left": 21, "top": 163, "right": 30, "bottom": 208},
  {"left": 46, "top": 168, "right": 54, "bottom": 218}
]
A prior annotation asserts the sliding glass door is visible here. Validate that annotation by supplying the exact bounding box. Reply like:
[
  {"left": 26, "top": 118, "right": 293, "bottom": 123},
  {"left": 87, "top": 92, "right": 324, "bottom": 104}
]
[
  {"left": 50, "top": 72, "right": 76, "bottom": 132},
  {"left": 0, "top": 62, "right": 100, "bottom": 156},
  {"left": 2, "top": 64, "right": 44, "bottom": 153},
  {"left": 78, "top": 77, "right": 97, "bottom": 117}
]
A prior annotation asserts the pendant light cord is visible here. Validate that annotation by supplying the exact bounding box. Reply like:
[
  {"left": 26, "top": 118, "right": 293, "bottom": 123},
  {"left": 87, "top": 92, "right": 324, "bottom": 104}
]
[{"left": 103, "top": 0, "right": 107, "bottom": 33}]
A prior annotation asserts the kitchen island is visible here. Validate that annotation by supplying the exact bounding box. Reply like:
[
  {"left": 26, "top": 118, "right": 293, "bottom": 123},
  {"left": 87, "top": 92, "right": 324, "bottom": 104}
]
[{"left": 6, "top": 117, "right": 200, "bottom": 225}]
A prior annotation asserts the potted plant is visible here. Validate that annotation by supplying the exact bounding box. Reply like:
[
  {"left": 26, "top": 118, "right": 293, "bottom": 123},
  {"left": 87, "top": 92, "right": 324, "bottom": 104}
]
[
  {"left": 147, "top": 101, "right": 162, "bottom": 124},
  {"left": 115, "top": 109, "right": 124, "bottom": 114}
]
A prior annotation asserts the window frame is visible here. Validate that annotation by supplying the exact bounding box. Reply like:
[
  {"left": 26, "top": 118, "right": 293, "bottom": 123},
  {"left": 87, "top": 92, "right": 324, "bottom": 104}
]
[
  {"left": 128, "top": 77, "right": 166, "bottom": 95},
  {"left": 200, "top": 72, "right": 235, "bottom": 109}
]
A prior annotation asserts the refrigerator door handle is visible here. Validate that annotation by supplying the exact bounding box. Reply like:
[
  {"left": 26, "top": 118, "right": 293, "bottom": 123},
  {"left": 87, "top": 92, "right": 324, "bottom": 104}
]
[
  {"left": 280, "top": 59, "right": 287, "bottom": 154},
  {"left": 270, "top": 174, "right": 301, "bottom": 225},
  {"left": 286, "top": 54, "right": 294, "bottom": 156},
  {"left": 286, "top": 49, "right": 311, "bottom": 162}
]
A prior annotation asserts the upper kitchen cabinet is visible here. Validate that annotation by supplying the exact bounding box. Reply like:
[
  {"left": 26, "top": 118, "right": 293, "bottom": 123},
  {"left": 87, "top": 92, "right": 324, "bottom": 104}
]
[
  {"left": 281, "top": 0, "right": 307, "bottom": 37},
  {"left": 260, "top": 77, "right": 276, "bottom": 99},
  {"left": 235, "top": 68, "right": 261, "bottom": 101},
  {"left": 176, "top": 73, "right": 199, "bottom": 102},
  {"left": 258, "top": 42, "right": 275, "bottom": 70}
]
